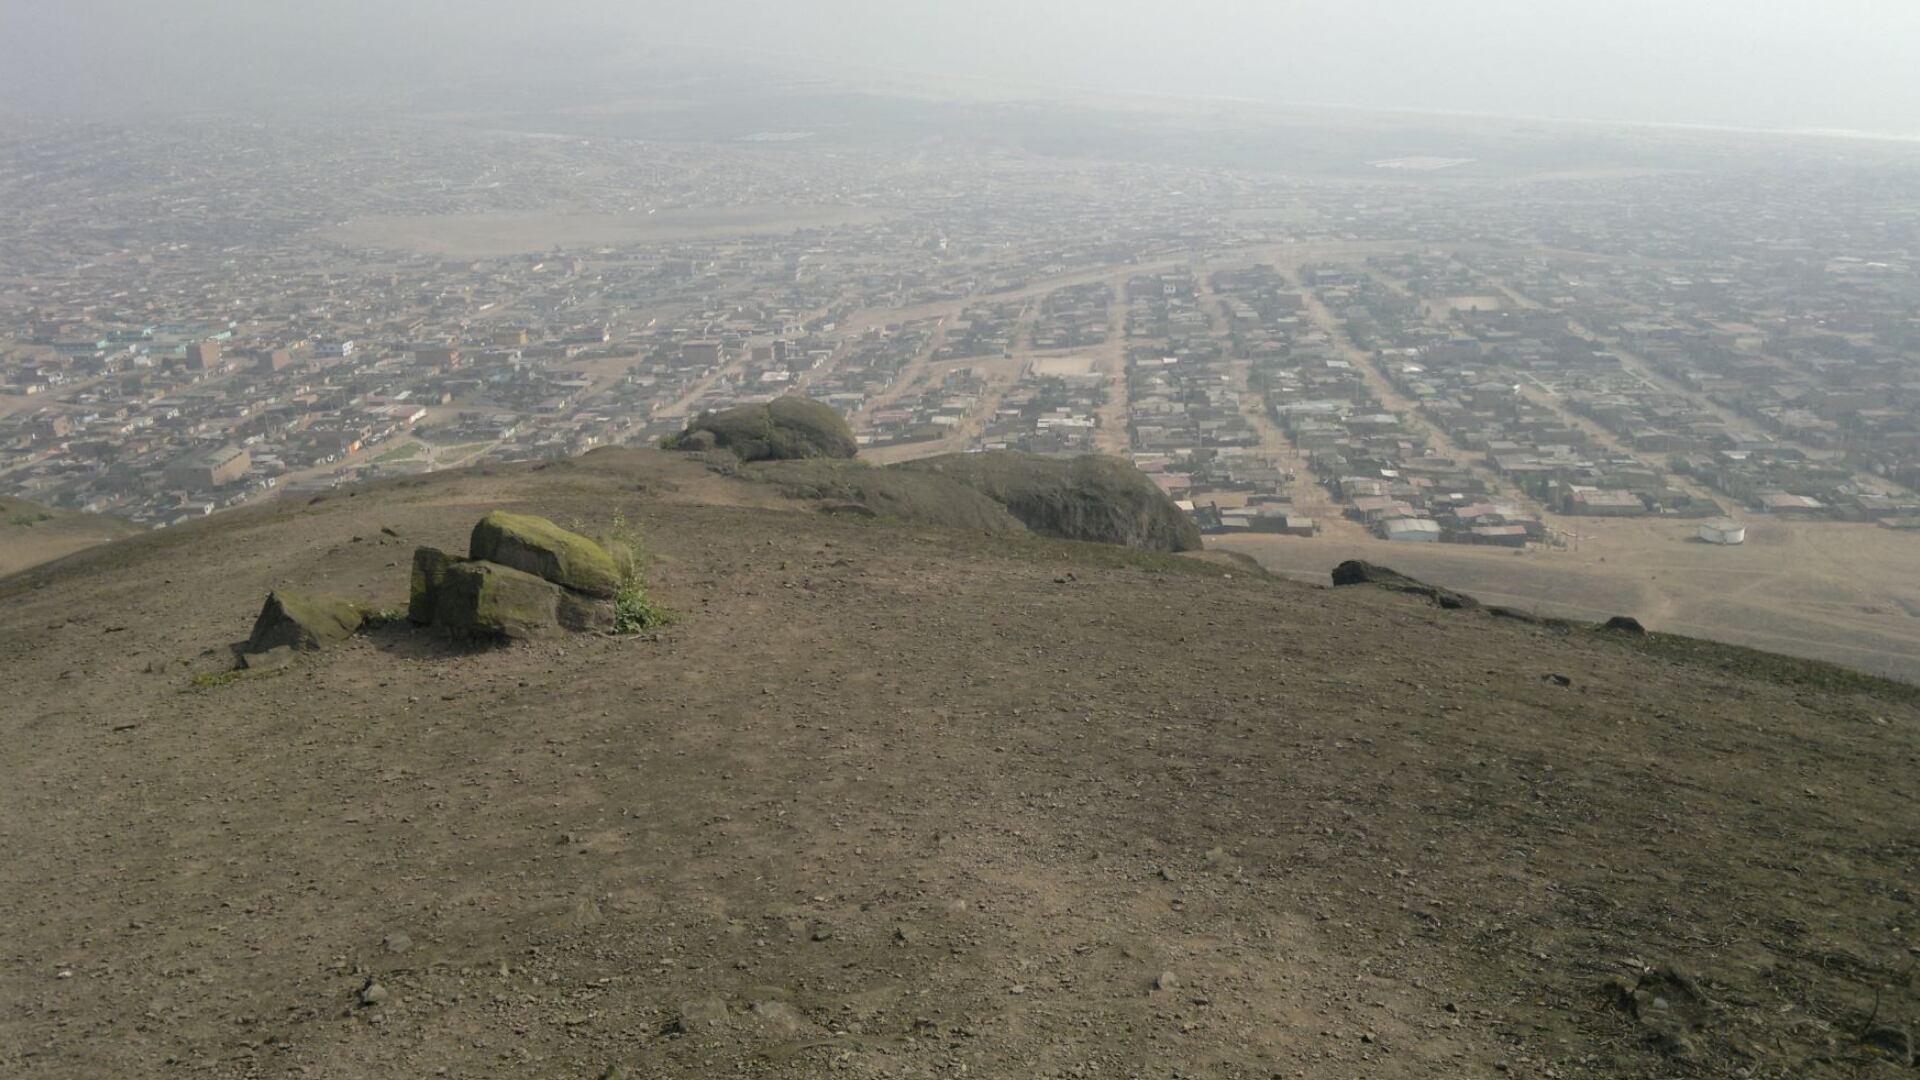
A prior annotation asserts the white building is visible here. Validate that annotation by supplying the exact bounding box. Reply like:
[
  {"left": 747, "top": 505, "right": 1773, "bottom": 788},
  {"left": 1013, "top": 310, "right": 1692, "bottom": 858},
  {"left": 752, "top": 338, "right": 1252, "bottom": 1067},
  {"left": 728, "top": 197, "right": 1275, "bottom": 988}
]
[
  {"left": 1382, "top": 518, "right": 1443, "bottom": 542},
  {"left": 1698, "top": 519, "right": 1747, "bottom": 545}
]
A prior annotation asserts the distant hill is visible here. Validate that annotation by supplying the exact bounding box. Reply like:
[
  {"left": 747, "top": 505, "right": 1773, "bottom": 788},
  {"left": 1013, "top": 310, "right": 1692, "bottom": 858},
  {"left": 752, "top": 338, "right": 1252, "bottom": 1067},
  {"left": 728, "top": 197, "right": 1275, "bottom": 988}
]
[
  {"left": 1, "top": 450, "right": 1912, "bottom": 1078},
  {"left": 0, "top": 496, "right": 140, "bottom": 578}
]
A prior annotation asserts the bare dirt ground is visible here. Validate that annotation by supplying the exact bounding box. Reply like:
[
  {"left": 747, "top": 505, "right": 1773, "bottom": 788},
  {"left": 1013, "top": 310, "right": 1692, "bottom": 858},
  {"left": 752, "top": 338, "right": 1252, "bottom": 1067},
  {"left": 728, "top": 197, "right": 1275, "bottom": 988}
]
[
  {"left": 0, "top": 497, "right": 140, "bottom": 577},
  {"left": 3, "top": 451, "right": 1917, "bottom": 1079},
  {"left": 0, "top": 392, "right": 44, "bottom": 419},
  {"left": 1216, "top": 513, "right": 1920, "bottom": 684},
  {"left": 322, "top": 207, "right": 896, "bottom": 257}
]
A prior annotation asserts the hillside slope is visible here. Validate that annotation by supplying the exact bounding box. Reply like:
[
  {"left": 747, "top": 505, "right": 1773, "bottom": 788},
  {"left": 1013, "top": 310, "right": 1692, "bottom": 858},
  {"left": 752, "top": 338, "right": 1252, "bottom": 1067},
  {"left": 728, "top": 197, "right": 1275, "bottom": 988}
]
[
  {"left": 2, "top": 451, "right": 1915, "bottom": 1079},
  {"left": 0, "top": 495, "right": 141, "bottom": 577}
]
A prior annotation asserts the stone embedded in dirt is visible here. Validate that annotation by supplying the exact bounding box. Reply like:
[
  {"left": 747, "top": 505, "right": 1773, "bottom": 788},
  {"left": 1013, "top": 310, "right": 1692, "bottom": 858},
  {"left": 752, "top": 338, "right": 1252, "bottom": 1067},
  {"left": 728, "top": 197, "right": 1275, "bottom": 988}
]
[
  {"left": 1862, "top": 1024, "right": 1914, "bottom": 1065},
  {"left": 469, "top": 511, "right": 620, "bottom": 599},
  {"left": 1607, "top": 966, "right": 1713, "bottom": 1061},
  {"left": 408, "top": 547, "right": 459, "bottom": 625},
  {"left": 744, "top": 1000, "right": 807, "bottom": 1035},
  {"left": 1543, "top": 673, "right": 1573, "bottom": 687},
  {"left": 1153, "top": 971, "right": 1179, "bottom": 992},
  {"left": 381, "top": 932, "right": 412, "bottom": 955},
  {"left": 433, "top": 560, "right": 562, "bottom": 642},
  {"left": 244, "top": 589, "right": 366, "bottom": 653},
  {"left": 669, "top": 996, "right": 730, "bottom": 1034},
  {"left": 1330, "top": 560, "right": 1480, "bottom": 610},
  {"left": 356, "top": 980, "right": 389, "bottom": 1008},
  {"left": 1603, "top": 615, "right": 1648, "bottom": 634}
]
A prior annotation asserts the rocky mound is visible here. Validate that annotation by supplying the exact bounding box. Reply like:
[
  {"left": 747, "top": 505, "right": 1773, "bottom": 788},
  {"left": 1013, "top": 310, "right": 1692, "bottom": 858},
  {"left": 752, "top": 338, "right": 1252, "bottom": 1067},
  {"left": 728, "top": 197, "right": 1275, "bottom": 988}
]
[
  {"left": 747, "top": 459, "right": 1027, "bottom": 535},
  {"left": 411, "top": 511, "right": 644, "bottom": 640},
  {"left": 665, "top": 397, "right": 858, "bottom": 462},
  {"left": 896, "top": 451, "right": 1203, "bottom": 552}
]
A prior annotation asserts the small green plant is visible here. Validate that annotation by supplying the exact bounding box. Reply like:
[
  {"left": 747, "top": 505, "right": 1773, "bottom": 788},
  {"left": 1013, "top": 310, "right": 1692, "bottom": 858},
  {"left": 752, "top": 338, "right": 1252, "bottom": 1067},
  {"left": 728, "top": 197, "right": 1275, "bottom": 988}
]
[
  {"left": 188, "top": 669, "right": 247, "bottom": 691},
  {"left": 614, "top": 582, "right": 675, "bottom": 633},
  {"left": 8, "top": 512, "right": 53, "bottom": 527},
  {"left": 186, "top": 664, "right": 290, "bottom": 692},
  {"left": 605, "top": 511, "right": 676, "bottom": 634},
  {"left": 364, "top": 606, "right": 406, "bottom": 627}
]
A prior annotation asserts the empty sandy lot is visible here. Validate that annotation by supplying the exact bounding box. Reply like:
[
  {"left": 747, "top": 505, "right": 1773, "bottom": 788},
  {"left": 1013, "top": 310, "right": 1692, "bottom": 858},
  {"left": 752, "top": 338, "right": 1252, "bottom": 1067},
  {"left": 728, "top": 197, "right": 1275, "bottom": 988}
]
[
  {"left": 1216, "top": 514, "right": 1920, "bottom": 683},
  {"left": 0, "top": 499, "right": 141, "bottom": 578}
]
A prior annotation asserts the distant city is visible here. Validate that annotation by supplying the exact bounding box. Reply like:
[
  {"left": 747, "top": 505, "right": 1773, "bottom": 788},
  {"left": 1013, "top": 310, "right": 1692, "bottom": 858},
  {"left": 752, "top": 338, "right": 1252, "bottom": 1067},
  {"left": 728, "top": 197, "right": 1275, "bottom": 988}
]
[{"left": 4, "top": 115, "right": 1918, "bottom": 545}]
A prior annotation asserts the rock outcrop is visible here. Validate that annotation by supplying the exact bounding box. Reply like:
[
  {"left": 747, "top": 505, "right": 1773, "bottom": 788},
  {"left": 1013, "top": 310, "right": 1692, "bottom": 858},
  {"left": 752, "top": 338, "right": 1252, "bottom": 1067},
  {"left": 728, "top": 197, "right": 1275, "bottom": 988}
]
[
  {"left": 245, "top": 589, "right": 366, "bottom": 653},
  {"left": 665, "top": 398, "right": 858, "bottom": 463},
  {"left": 748, "top": 459, "right": 1027, "bottom": 536},
  {"left": 433, "top": 560, "right": 564, "bottom": 641},
  {"left": 470, "top": 511, "right": 620, "bottom": 598},
  {"left": 895, "top": 452, "right": 1202, "bottom": 552},
  {"left": 1330, "top": 560, "right": 1480, "bottom": 610},
  {"left": 407, "top": 512, "right": 625, "bottom": 642}
]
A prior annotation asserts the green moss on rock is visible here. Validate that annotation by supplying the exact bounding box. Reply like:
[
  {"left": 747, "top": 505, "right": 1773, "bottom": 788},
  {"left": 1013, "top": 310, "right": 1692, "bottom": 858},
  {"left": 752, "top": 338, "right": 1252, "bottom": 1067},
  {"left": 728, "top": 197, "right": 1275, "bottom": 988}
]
[
  {"left": 666, "top": 398, "right": 857, "bottom": 463},
  {"left": 408, "top": 547, "right": 459, "bottom": 625},
  {"left": 246, "top": 589, "right": 366, "bottom": 653},
  {"left": 469, "top": 511, "right": 619, "bottom": 598},
  {"left": 895, "top": 452, "right": 1203, "bottom": 553},
  {"left": 434, "top": 560, "right": 561, "bottom": 642},
  {"left": 748, "top": 458, "right": 1026, "bottom": 535}
]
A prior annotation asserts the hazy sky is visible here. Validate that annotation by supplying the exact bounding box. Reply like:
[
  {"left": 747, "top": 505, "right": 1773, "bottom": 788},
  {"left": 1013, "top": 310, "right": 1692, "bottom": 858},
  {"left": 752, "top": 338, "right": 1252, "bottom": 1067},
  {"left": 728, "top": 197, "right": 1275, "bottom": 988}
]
[{"left": 5, "top": 0, "right": 1920, "bottom": 135}]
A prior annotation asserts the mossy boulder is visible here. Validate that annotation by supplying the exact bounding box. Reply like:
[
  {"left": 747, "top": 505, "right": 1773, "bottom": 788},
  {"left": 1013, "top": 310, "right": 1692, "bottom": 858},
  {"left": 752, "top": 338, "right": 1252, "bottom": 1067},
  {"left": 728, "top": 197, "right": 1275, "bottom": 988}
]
[
  {"left": 666, "top": 398, "right": 857, "bottom": 463},
  {"left": 245, "top": 589, "right": 366, "bottom": 653},
  {"left": 408, "top": 547, "right": 459, "bottom": 625},
  {"left": 469, "top": 511, "right": 619, "bottom": 598},
  {"left": 895, "top": 452, "right": 1203, "bottom": 552},
  {"left": 434, "top": 560, "right": 562, "bottom": 642}
]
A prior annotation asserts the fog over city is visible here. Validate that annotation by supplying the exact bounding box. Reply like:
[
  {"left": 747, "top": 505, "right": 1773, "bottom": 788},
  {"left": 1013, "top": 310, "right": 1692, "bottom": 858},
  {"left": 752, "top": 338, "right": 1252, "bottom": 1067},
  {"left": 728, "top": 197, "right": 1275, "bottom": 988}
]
[{"left": 7, "top": 0, "right": 1920, "bottom": 134}]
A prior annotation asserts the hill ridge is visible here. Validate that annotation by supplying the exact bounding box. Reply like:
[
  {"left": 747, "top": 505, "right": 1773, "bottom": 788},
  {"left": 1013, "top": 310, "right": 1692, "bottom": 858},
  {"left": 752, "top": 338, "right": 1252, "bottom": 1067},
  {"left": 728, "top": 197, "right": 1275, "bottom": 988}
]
[{"left": 3, "top": 450, "right": 1915, "bottom": 1078}]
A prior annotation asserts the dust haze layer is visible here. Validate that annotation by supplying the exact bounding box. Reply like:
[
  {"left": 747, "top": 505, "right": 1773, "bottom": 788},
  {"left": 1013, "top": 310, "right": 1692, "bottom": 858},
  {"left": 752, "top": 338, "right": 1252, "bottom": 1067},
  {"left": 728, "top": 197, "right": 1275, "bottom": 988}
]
[{"left": 6, "top": 0, "right": 1920, "bottom": 135}]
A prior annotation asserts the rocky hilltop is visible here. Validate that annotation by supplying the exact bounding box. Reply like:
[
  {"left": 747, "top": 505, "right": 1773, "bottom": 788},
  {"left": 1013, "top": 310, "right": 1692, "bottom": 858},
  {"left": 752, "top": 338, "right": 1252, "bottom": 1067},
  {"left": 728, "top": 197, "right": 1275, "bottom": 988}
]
[{"left": 2, "top": 449, "right": 1915, "bottom": 1079}]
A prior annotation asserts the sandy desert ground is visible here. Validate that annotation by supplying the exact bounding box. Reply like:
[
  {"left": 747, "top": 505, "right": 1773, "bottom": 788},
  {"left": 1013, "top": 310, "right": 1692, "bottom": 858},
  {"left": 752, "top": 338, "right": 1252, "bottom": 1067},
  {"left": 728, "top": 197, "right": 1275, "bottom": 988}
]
[{"left": 1216, "top": 513, "right": 1920, "bottom": 683}]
